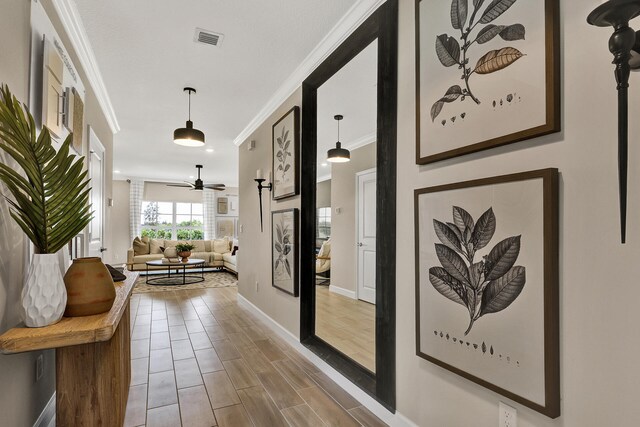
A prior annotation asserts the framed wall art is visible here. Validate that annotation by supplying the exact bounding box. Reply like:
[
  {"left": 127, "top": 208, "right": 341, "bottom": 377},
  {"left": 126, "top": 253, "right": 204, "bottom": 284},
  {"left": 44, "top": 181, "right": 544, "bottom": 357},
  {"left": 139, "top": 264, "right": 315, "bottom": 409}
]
[
  {"left": 414, "top": 168, "right": 559, "bottom": 417},
  {"left": 272, "top": 106, "right": 300, "bottom": 200},
  {"left": 415, "top": 0, "right": 560, "bottom": 164},
  {"left": 217, "top": 197, "right": 228, "bottom": 215},
  {"left": 272, "top": 208, "right": 299, "bottom": 296}
]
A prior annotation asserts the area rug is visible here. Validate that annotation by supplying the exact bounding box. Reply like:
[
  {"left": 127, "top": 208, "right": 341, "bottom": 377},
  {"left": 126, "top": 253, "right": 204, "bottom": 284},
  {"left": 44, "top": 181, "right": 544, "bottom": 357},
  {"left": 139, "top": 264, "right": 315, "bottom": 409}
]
[{"left": 132, "top": 271, "right": 237, "bottom": 294}]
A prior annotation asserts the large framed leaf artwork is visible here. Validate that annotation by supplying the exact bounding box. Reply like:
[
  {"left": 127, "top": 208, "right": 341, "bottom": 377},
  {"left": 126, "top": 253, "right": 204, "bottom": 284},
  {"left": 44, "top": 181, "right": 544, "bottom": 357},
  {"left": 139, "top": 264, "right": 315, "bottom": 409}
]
[
  {"left": 272, "top": 208, "right": 299, "bottom": 296},
  {"left": 272, "top": 106, "right": 300, "bottom": 200},
  {"left": 415, "top": 0, "right": 560, "bottom": 164},
  {"left": 414, "top": 169, "right": 559, "bottom": 417}
]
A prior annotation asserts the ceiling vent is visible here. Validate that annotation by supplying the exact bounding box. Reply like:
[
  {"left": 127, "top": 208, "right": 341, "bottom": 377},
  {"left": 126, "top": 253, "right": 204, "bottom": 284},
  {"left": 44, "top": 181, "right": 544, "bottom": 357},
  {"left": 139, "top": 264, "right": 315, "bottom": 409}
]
[{"left": 194, "top": 28, "right": 224, "bottom": 46}]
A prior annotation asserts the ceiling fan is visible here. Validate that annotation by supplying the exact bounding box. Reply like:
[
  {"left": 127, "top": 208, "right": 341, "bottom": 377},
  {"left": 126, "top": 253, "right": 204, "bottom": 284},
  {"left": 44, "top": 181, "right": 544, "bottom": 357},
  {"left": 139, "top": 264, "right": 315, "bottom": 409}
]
[{"left": 166, "top": 165, "right": 225, "bottom": 191}]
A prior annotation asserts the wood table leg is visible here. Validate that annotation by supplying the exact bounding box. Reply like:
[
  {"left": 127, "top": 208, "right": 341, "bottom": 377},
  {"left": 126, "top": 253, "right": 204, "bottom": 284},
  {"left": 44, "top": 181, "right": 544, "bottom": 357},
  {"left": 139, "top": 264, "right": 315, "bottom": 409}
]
[{"left": 56, "top": 304, "right": 131, "bottom": 426}]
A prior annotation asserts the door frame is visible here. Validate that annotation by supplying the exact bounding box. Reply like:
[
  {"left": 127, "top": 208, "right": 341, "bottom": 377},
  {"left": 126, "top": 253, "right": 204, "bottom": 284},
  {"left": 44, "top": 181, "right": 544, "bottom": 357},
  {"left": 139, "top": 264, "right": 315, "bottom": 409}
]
[
  {"left": 299, "top": 0, "right": 398, "bottom": 412},
  {"left": 87, "top": 126, "right": 106, "bottom": 258},
  {"left": 355, "top": 167, "right": 377, "bottom": 303}
]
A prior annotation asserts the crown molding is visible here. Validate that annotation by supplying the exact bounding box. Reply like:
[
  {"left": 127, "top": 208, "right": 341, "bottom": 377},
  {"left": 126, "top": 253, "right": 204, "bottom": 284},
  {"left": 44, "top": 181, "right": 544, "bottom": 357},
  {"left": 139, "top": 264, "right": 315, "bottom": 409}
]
[
  {"left": 344, "top": 131, "right": 376, "bottom": 151},
  {"left": 51, "top": 0, "right": 120, "bottom": 134},
  {"left": 233, "top": 0, "right": 385, "bottom": 146}
]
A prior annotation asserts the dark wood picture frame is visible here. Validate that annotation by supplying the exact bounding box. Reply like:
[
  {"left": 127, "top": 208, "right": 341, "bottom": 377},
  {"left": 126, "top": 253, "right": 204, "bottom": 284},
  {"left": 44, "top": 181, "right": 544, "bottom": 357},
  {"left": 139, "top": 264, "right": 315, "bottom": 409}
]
[
  {"left": 300, "top": 0, "right": 398, "bottom": 412},
  {"left": 415, "top": 0, "right": 560, "bottom": 164},
  {"left": 272, "top": 106, "right": 300, "bottom": 200},
  {"left": 413, "top": 168, "right": 560, "bottom": 418},
  {"left": 271, "top": 208, "right": 299, "bottom": 297}
]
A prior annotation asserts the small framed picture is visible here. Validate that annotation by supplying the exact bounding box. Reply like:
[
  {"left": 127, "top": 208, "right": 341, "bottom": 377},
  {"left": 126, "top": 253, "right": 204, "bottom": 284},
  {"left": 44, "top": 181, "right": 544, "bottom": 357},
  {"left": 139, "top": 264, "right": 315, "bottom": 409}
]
[
  {"left": 414, "top": 168, "right": 559, "bottom": 417},
  {"left": 272, "top": 208, "right": 299, "bottom": 296},
  {"left": 272, "top": 106, "right": 300, "bottom": 200},
  {"left": 415, "top": 0, "right": 560, "bottom": 164}
]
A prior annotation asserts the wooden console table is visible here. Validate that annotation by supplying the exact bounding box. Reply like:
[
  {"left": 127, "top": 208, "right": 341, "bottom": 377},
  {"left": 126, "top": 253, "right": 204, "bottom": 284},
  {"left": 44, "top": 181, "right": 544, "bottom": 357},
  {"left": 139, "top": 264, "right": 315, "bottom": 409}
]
[{"left": 0, "top": 271, "right": 138, "bottom": 427}]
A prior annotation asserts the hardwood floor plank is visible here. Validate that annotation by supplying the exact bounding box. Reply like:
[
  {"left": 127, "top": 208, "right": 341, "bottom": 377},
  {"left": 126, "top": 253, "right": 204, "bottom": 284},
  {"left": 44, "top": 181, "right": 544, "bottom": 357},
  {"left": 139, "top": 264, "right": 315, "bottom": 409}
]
[
  {"left": 237, "top": 385, "right": 289, "bottom": 427},
  {"left": 255, "top": 368, "right": 304, "bottom": 409},
  {"left": 146, "top": 404, "right": 180, "bottom": 427},
  {"left": 212, "top": 339, "right": 241, "bottom": 361},
  {"left": 349, "top": 406, "right": 389, "bottom": 427},
  {"left": 202, "top": 371, "right": 241, "bottom": 409},
  {"left": 175, "top": 358, "right": 204, "bottom": 389},
  {"left": 240, "top": 346, "right": 274, "bottom": 374},
  {"left": 284, "top": 350, "right": 321, "bottom": 375},
  {"left": 272, "top": 359, "right": 316, "bottom": 390},
  {"left": 204, "top": 324, "right": 228, "bottom": 341},
  {"left": 281, "top": 404, "right": 326, "bottom": 427},
  {"left": 298, "top": 386, "right": 360, "bottom": 427},
  {"left": 228, "top": 331, "right": 255, "bottom": 350},
  {"left": 223, "top": 358, "right": 260, "bottom": 389},
  {"left": 309, "top": 371, "right": 361, "bottom": 410},
  {"left": 190, "top": 331, "right": 213, "bottom": 350},
  {"left": 195, "top": 348, "right": 224, "bottom": 373},
  {"left": 214, "top": 404, "right": 252, "bottom": 427},
  {"left": 178, "top": 385, "right": 217, "bottom": 427},
  {"left": 123, "top": 384, "right": 147, "bottom": 427},
  {"left": 254, "top": 339, "right": 287, "bottom": 362},
  {"left": 147, "top": 371, "right": 178, "bottom": 409}
]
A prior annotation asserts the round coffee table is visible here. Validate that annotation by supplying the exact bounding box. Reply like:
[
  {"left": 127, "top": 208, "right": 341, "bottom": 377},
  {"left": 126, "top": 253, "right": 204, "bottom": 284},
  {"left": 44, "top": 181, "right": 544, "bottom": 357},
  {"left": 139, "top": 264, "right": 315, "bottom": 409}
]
[{"left": 145, "top": 259, "right": 206, "bottom": 285}]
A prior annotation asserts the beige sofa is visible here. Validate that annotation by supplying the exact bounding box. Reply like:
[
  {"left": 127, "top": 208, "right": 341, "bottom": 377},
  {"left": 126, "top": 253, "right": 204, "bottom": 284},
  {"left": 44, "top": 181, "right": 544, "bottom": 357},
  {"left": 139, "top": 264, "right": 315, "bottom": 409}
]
[{"left": 127, "top": 237, "right": 238, "bottom": 274}]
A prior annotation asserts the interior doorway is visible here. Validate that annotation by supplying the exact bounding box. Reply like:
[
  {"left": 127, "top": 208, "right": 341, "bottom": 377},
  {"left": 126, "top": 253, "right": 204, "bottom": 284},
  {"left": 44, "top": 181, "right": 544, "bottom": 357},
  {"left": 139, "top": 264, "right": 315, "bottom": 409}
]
[
  {"left": 356, "top": 168, "right": 376, "bottom": 304},
  {"left": 88, "top": 127, "right": 106, "bottom": 258}
]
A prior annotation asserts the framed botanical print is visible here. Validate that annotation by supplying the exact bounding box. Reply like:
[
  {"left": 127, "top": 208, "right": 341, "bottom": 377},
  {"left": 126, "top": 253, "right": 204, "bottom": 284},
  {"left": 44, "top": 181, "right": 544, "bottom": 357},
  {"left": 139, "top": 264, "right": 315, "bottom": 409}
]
[
  {"left": 415, "top": 0, "right": 560, "bottom": 164},
  {"left": 414, "top": 168, "right": 559, "bottom": 417},
  {"left": 272, "top": 208, "right": 299, "bottom": 296},
  {"left": 272, "top": 106, "right": 300, "bottom": 200}
]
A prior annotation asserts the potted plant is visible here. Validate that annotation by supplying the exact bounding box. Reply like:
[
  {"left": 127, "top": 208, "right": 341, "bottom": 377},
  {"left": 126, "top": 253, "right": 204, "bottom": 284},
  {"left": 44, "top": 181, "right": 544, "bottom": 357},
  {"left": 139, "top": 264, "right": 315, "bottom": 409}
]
[
  {"left": 175, "top": 243, "right": 196, "bottom": 262},
  {"left": 0, "top": 85, "right": 93, "bottom": 327}
]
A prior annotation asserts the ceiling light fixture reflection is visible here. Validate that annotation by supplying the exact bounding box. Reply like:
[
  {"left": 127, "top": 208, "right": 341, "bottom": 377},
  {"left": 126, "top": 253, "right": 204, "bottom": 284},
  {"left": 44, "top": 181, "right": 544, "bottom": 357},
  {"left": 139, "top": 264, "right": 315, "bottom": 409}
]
[{"left": 327, "top": 114, "right": 350, "bottom": 163}]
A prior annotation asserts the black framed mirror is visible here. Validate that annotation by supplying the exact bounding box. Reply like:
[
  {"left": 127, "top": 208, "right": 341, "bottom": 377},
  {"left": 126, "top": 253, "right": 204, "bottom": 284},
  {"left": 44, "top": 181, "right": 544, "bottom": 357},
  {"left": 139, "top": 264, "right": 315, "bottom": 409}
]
[{"left": 300, "top": 0, "right": 398, "bottom": 411}]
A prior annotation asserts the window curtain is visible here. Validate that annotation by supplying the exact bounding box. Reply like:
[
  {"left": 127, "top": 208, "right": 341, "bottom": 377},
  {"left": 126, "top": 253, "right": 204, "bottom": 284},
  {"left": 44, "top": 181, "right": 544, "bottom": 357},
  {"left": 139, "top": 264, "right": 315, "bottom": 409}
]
[
  {"left": 203, "top": 189, "right": 216, "bottom": 239},
  {"left": 129, "top": 180, "right": 144, "bottom": 241}
]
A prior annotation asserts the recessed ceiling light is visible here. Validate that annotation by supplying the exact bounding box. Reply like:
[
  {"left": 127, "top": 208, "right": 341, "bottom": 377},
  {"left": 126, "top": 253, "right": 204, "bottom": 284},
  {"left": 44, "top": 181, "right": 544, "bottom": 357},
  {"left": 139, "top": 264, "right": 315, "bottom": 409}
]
[
  {"left": 114, "top": 170, "right": 120, "bottom": 174},
  {"left": 321, "top": 163, "right": 328, "bottom": 167},
  {"left": 206, "top": 148, "right": 214, "bottom": 153}
]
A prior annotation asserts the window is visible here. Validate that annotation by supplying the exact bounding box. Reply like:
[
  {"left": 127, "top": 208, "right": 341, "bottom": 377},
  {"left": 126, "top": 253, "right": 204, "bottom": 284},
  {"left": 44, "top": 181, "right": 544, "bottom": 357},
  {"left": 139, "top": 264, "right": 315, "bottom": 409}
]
[
  {"left": 316, "top": 207, "right": 331, "bottom": 240},
  {"left": 141, "top": 201, "right": 204, "bottom": 240}
]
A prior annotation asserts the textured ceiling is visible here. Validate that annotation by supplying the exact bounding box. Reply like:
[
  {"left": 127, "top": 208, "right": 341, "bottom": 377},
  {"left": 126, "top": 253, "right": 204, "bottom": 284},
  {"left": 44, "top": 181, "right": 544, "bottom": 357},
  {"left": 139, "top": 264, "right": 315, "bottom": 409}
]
[{"left": 74, "top": 0, "right": 358, "bottom": 186}]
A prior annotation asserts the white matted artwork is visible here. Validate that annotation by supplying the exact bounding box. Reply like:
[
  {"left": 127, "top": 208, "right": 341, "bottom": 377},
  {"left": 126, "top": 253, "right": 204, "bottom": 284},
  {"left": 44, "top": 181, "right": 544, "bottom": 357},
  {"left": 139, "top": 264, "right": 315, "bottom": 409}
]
[
  {"left": 216, "top": 218, "right": 235, "bottom": 238},
  {"left": 272, "top": 208, "right": 299, "bottom": 296},
  {"left": 272, "top": 106, "right": 300, "bottom": 200},
  {"left": 416, "top": 0, "right": 559, "bottom": 164},
  {"left": 414, "top": 169, "right": 559, "bottom": 418}
]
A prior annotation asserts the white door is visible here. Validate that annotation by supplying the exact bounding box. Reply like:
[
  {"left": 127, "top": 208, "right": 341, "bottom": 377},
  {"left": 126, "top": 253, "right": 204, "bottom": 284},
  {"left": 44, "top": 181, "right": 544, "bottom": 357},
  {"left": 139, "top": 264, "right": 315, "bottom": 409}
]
[
  {"left": 356, "top": 169, "right": 376, "bottom": 304},
  {"left": 88, "top": 127, "right": 106, "bottom": 258}
]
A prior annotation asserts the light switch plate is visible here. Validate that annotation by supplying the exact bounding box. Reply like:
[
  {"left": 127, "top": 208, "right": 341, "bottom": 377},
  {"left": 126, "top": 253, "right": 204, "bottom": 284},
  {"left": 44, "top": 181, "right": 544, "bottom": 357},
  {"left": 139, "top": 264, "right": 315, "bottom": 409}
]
[{"left": 499, "top": 402, "right": 517, "bottom": 427}]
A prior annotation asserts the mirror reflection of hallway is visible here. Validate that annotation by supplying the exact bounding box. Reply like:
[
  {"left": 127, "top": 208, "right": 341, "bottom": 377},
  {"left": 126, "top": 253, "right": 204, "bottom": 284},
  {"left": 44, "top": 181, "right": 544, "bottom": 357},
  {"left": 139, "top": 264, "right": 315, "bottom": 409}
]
[{"left": 314, "top": 40, "right": 377, "bottom": 373}]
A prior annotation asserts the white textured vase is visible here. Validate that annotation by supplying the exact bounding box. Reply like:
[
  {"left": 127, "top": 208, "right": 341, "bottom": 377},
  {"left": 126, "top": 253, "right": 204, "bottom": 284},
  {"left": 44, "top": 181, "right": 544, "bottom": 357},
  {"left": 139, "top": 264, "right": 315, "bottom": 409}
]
[{"left": 21, "top": 253, "right": 67, "bottom": 327}]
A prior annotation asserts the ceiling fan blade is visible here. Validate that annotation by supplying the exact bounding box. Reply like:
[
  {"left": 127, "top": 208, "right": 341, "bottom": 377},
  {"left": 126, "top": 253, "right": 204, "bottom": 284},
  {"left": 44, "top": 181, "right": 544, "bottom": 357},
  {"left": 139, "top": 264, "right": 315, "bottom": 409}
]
[
  {"left": 166, "top": 184, "right": 193, "bottom": 188},
  {"left": 204, "top": 184, "right": 226, "bottom": 189}
]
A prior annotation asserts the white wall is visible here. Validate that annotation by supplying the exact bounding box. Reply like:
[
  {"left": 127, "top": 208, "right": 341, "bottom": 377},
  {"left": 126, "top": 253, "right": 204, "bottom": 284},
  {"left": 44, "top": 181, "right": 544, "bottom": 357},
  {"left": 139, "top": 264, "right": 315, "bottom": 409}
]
[
  {"left": 238, "top": 89, "right": 302, "bottom": 337},
  {"left": 235, "top": 0, "right": 640, "bottom": 425},
  {"left": 330, "top": 142, "right": 376, "bottom": 294},
  {"left": 110, "top": 180, "right": 130, "bottom": 265}
]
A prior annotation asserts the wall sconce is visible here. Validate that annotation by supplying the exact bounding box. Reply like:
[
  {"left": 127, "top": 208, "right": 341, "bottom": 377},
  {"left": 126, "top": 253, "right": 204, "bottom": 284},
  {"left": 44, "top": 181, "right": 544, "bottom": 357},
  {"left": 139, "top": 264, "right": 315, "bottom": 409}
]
[
  {"left": 254, "top": 169, "right": 272, "bottom": 232},
  {"left": 588, "top": 0, "right": 640, "bottom": 243}
]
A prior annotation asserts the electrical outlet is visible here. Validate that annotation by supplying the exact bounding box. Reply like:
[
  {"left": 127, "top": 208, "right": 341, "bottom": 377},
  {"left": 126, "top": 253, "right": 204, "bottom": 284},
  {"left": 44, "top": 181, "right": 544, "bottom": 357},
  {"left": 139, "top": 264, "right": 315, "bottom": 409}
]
[
  {"left": 36, "top": 354, "right": 44, "bottom": 381},
  {"left": 499, "top": 402, "right": 517, "bottom": 427}
]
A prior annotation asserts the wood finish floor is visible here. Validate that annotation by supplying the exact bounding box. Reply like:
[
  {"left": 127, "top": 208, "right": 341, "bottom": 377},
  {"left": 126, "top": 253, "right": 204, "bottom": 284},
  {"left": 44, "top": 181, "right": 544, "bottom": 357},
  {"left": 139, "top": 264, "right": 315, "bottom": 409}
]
[
  {"left": 125, "top": 287, "right": 386, "bottom": 427},
  {"left": 315, "top": 286, "right": 376, "bottom": 372}
]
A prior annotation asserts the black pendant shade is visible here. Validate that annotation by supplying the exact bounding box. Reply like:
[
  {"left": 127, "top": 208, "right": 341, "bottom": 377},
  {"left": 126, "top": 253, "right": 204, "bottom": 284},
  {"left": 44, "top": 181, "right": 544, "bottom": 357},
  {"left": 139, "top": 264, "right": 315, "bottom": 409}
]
[
  {"left": 327, "top": 114, "right": 350, "bottom": 163},
  {"left": 174, "top": 87, "right": 205, "bottom": 147}
]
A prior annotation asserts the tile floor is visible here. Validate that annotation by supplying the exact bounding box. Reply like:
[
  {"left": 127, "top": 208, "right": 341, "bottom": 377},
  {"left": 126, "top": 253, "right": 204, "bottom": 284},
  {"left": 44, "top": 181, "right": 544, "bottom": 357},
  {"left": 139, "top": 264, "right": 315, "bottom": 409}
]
[{"left": 126, "top": 286, "right": 387, "bottom": 427}]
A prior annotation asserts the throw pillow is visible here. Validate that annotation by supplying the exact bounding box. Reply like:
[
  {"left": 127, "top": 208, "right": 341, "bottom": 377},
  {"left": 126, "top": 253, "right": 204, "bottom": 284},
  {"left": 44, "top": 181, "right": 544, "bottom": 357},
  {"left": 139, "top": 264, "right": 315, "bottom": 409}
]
[
  {"left": 149, "top": 238, "right": 164, "bottom": 254},
  {"left": 191, "top": 240, "right": 206, "bottom": 252},
  {"left": 163, "top": 247, "right": 178, "bottom": 258},
  {"left": 204, "top": 240, "right": 212, "bottom": 252},
  {"left": 213, "top": 238, "right": 230, "bottom": 254},
  {"left": 133, "top": 237, "right": 150, "bottom": 255},
  {"left": 164, "top": 239, "right": 179, "bottom": 248}
]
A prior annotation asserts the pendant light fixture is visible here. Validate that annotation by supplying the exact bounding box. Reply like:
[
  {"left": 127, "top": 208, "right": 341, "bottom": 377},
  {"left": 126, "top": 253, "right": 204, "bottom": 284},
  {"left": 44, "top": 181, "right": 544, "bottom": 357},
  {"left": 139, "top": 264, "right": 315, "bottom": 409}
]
[
  {"left": 173, "top": 87, "right": 205, "bottom": 147},
  {"left": 327, "top": 114, "right": 350, "bottom": 163}
]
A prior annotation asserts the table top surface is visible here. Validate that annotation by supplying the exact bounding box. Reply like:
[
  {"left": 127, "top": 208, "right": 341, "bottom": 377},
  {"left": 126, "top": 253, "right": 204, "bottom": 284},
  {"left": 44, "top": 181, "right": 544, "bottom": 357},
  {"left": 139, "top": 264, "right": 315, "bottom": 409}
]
[
  {"left": 146, "top": 258, "right": 206, "bottom": 266},
  {"left": 0, "top": 271, "right": 139, "bottom": 354}
]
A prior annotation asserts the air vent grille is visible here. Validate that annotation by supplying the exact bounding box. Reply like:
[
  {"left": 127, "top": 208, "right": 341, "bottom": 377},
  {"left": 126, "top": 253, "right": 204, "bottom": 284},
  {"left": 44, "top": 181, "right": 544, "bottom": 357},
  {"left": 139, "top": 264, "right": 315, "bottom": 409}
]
[{"left": 194, "top": 28, "right": 224, "bottom": 46}]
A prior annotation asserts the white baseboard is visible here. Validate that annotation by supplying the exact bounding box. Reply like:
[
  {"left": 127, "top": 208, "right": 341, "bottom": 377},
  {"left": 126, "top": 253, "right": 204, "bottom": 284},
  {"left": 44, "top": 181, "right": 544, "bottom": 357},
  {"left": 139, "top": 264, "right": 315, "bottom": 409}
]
[
  {"left": 329, "top": 284, "right": 356, "bottom": 299},
  {"left": 236, "top": 294, "right": 417, "bottom": 427},
  {"left": 33, "top": 392, "right": 55, "bottom": 427}
]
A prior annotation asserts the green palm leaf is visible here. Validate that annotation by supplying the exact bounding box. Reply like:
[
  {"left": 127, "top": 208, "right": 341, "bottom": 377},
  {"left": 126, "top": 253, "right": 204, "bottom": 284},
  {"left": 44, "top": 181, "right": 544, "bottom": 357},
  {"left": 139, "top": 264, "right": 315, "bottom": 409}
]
[{"left": 0, "top": 84, "right": 93, "bottom": 254}]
